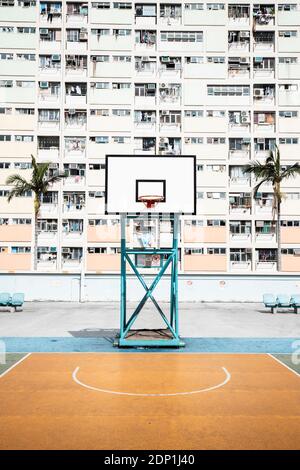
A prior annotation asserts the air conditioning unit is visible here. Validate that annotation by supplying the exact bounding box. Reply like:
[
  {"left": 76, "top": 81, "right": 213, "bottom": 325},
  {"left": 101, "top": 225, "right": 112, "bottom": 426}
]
[
  {"left": 161, "top": 56, "right": 170, "bottom": 63},
  {"left": 240, "top": 57, "right": 249, "bottom": 64},
  {"left": 161, "top": 110, "right": 168, "bottom": 115},
  {"left": 69, "top": 164, "right": 78, "bottom": 169},
  {"left": 254, "top": 88, "right": 264, "bottom": 97},
  {"left": 62, "top": 248, "right": 70, "bottom": 254},
  {"left": 241, "top": 116, "right": 250, "bottom": 123},
  {"left": 68, "top": 109, "right": 76, "bottom": 115},
  {"left": 90, "top": 82, "right": 96, "bottom": 87},
  {"left": 257, "top": 138, "right": 265, "bottom": 143},
  {"left": 160, "top": 83, "right": 166, "bottom": 88},
  {"left": 240, "top": 31, "right": 250, "bottom": 38},
  {"left": 160, "top": 137, "right": 168, "bottom": 144},
  {"left": 51, "top": 54, "right": 60, "bottom": 61},
  {"left": 147, "top": 83, "right": 156, "bottom": 89},
  {"left": 40, "top": 81, "right": 49, "bottom": 88},
  {"left": 40, "top": 28, "right": 49, "bottom": 35},
  {"left": 141, "top": 56, "right": 149, "bottom": 61}
]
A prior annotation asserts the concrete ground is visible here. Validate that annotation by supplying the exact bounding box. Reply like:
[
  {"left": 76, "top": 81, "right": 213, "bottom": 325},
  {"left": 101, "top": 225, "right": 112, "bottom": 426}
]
[{"left": 0, "top": 301, "right": 299, "bottom": 337}]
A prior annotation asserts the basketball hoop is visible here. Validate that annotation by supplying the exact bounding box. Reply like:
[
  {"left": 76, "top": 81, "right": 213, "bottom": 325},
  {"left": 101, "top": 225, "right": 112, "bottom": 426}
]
[{"left": 138, "top": 195, "right": 164, "bottom": 209}]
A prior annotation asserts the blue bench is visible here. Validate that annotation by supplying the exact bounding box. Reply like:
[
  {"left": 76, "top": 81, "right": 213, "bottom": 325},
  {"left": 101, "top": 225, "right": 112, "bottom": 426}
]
[
  {"left": 263, "top": 294, "right": 300, "bottom": 314},
  {"left": 0, "top": 292, "right": 24, "bottom": 312}
]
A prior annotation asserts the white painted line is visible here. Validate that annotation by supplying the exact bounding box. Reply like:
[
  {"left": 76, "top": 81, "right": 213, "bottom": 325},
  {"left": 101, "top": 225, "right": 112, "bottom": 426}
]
[
  {"left": 72, "top": 366, "right": 231, "bottom": 397},
  {"left": 0, "top": 353, "right": 31, "bottom": 379},
  {"left": 268, "top": 353, "right": 300, "bottom": 378}
]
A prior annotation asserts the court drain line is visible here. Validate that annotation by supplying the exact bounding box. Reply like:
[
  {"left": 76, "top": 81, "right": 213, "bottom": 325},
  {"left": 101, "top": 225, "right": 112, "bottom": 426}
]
[{"left": 72, "top": 366, "right": 231, "bottom": 397}]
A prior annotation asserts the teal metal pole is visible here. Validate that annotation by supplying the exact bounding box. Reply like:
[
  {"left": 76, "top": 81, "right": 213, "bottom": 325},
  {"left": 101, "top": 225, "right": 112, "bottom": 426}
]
[
  {"left": 173, "top": 214, "right": 179, "bottom": 338},
  {"left": 120, "top": 214, "right": 126, "bottom": 340}
]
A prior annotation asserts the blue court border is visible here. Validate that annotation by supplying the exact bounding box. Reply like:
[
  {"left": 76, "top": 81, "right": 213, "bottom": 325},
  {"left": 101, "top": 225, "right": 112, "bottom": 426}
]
[{"left": 0, "top": 337, "right": 298, "bottom": 353}]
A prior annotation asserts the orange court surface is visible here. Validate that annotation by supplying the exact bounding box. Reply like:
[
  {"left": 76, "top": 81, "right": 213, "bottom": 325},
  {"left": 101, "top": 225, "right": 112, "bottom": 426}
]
[{"left": 0, "top": 352, "right": 299, "bottom": 450}]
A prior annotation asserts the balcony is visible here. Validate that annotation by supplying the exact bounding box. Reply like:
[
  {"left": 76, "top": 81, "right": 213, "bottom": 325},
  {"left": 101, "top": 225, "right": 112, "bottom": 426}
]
[
  {"left": 159, "top": 5, "right": 182, "bottom": 26},
  {"left": 62, "top": 221, "right": 84, "bottom": 242},
  {"left": 159, "top": 84, "right": 181, "bottom": 106},
  {"left": 134, "top": 138, "right": 156, "bottom": 155},
  {"left": 65, "top": 84, "right": 87, "bottom": 106},
  {"left": 66, "top": 3, "right": 88, "bottom": 26},
  {"left": 159, "top": 112, "right": 181, "bottom": 133},
  {"left": 230, "top": 260, "right": 252, "bottom": 271},
  {"left": 134, "top": 85, "right": 156, "bottom": 107},
  {"left": 134, "top": 111, "right": 156, "bottom": 132},
  {"left": 255, "top": 260, "right": 277, "bottom": 272},
  {"left": 254, "top": 112, "right": 275, "bottom": 133},
  {"left": 135, "top": 5, "right": 157, "bottom": 27},
  {"left": 64, "top": 111, "right": 87, "bottom": 131},
  {"left": 253, "top": 6, "right": 275, "bottom": 27},
  {"left": 65, "top": 55, "right": 87, "bottom": 78},
  {"left": 159, "top": 57, "right": 182, "bottom": 79},
  {"left": 39, "top": 57, "right": 61, "bottom": 79},
  {"left": 229, "top": 141, "right": 251, "bottom": 161},
  {"left": 229, "top": 176, "right": 251, "bottom": 188},
  {"left": 63, "top": 194, "right": 85, "bottom": 215},
  {"left": 158, "top": 138, "right": 181, "bottom": 156},
  {"left": 64, "top": 138, "right": 86, "bottom": 159},
  {"left": 253, "top": 87, "right": 275, "bottom": 107},
  {"left": 61, "top": 249, "right": 83, "bottom": 271},
  {"left": 135, "top": 57, "right": 156, "bottom": 77},
  {"left": 40, "top": 3, "right": 62, "bottom": 26},
  {"left": 255, "top": 200, "right": 274, "bottom": 216},
  {"left": 229, "top": 198, "right": 251, "bottom": 216},
  {"left": 135, "top": 31, "right": 156, "bottom": 52},
  {"left": 228, "top": 32, "right": 250, "bottom": 52},
  {"left": 228, "top": 6, "right": 250, "bottom": 26},
  {"left": 253, "top": 57, "right": 275, "bottom": 78},
  {"left": 38, "top": 83, "right": 61, "bottom": 105},
  {"left": 253, "top": 32, "right": 275, "bottom": 52}
]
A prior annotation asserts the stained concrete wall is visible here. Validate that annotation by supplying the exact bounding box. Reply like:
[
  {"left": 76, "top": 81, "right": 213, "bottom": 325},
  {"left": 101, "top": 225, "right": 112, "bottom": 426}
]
[{"left": 1, "top": 273, "right": 300, "bottom": 302}]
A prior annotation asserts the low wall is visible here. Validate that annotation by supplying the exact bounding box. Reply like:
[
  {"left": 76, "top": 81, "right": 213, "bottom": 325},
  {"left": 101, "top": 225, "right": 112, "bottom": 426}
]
[{"left": 1, "top": 273, "right": 300, "bottom": 302}]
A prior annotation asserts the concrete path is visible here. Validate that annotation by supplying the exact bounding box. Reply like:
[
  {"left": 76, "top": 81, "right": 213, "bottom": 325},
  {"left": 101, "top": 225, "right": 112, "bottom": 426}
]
[{"left": 0, "top": 302, "right": 299, "bottom": 338}]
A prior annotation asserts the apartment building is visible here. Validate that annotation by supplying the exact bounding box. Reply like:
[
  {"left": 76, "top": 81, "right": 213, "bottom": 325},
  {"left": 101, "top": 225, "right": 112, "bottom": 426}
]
[{"left": 1, "top": 1, "right": 300, "bottom": 273}]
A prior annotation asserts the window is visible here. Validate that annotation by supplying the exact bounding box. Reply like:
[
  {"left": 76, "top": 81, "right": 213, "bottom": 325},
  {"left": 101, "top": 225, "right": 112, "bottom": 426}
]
[
  {"left": 0, "top": 107, "right": 12, "bottom": 114},
  {"left": 207, "top": 85, "right": 250, "bottom": 96},
  {"left": 90, "top": 109, "right": 109, "bottom": 116},
  {"left": 207, "top": 137, "right": 226, "bottom": 144},
  {"left": 281, "top": 220, "right": 300, "bottom": 227},
  {"left": 185, "top": 3, "right": 204, "bottom": 10},
  {"left": 279, "top": 30, "right": 297, "bottom": 37},
  {"left": 112, "top": 82, "right": 131, "bottom": 89},
  {"left": 207, "top": 219, "right": 226, "bottom": 226},
  {"left": 185, "top": 56, "right": 204, "bottom": 64},
  {"left": 113, "top": 2, "right": 132, "bottom": 8},
  {"left": 207, "top": 3, "right": 225, "bottom": 10},
  {"left": 90, "top": 136, "right": 109, "bottom": 144},
  {"left": 93, "top": 82, "right": 109, "bottom": 89},
  {"left": 11, "top": 246, "right": 31, "bottom": 253},
  {"left": 15, "top": 135, "right": 34, "bottom": 142},
  {"left": 279, "top": 57, "right": 297, "bottom": 64},
  {"left": 207, "top": 192, "right": 226, "bottom": 199},
  {"left": 207, "top": 56, "right": 225, "bottom": 63},
  {"left": 112, "top": 109, "right": 130, "bottom": 116},
  {"left": 184, "top": 137, "right": 203, "bottom": 144},
  {"left": 184, "top": 110, "right": 203, "bottom": 117},
  {"left": 113, "top": 29, "right": 131, "bottom": 36},
  {"left": 112, "top": 55, "right": 131, "bottom": 62},
  {"left": 278, "top": 4, "right": 298, "bottom": 11},
  {"left": 279, "top": 138, "right": 298, "bottom": 144},
  {"left": 161, "top": 31, "right": 203, "bottom": 42},
  {"left": 12, "top": 218, "right": 31, "bottom": 224},
  {"left": 0, "top": 135, "right": 11, "bottom": 141},
  {"left": 279, "top": 111, "right": 298, "bottom": 118},
  {"left": 17, "top": 27, "right": 35, "bottom": 34},
  {"left": 14, "top": 162, "right": 32, "bottom": 169},
  {"left": 0, "top": 53, "right": 13, "bottom": 60},
  {"left": 16, "top": 81, "right": 34, "bottom": 88},
  {"left": 207, "top": 248, "right": 226, "bottom": 255},
  {"left": 0, "top": 162, "right": 10, "bottom": 169},
  {"left": 0, "top": 26, "right": 14, "bottom": 33},
  {"left": 206, "top": 110, "right": 225, "bottom": 117},
  {"left": 91, "top": 55, "right": 109, "bottom": 62},
  {"left": 91, "top": 2, "right": 110, "bottom": 8},
  {"left": 91, "top": 28, "right": 110, "bottom": 37},
  {"left": 88, "top": 191, "right": 105, "bottom": 198},
  {"left": 0, "top": 80, "right": 13, "bottom": 87},
  {"left": 16, "top": 108, "right": 35, "bottom": 115}
]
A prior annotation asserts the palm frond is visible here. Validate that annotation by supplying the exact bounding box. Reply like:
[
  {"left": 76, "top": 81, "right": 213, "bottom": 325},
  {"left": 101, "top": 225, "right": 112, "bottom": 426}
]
[
  {"left": 253, "top": 179, "right": 269, "bottom": 198},
  {"left": 5, "top": 174, "right": 32, "bottom": 188},
  {"left": 281, "top": 163, "right": 300, "bottom": 180}
]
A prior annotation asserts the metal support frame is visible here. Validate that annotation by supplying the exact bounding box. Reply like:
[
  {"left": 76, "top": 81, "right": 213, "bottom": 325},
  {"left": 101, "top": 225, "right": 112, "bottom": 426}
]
[{"left": 117, "top": 213, "right": 184, "bottom": 348}]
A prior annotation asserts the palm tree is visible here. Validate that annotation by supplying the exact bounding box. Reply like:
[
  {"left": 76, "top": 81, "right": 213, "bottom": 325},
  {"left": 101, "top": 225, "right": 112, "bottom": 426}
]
[
  {"left": 6, "top": 155, "right": 65, "bottom": 270},
  {"left": 243, "top": 145, "right": 300, "bottom": 271}
]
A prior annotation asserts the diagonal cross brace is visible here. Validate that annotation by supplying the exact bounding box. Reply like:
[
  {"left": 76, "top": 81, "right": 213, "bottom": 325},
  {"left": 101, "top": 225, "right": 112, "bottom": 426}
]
[
  {"left": 125, "top": 254, "right": 177, "bottom": 338},
  {"left": 122, "top": 253, "right": 175, "bottom": 338}
]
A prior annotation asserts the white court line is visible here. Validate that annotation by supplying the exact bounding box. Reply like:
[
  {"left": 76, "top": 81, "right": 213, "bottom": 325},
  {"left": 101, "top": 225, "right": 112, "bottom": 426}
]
[
  {"left": 72, "top": 366, "right": 231, "bottom": 397},
  {"left": 0, "top": 353, "right": 31, "bottom": 379},
  {"left": 268, "top": 353, "right": 300, "bottom": 378}
]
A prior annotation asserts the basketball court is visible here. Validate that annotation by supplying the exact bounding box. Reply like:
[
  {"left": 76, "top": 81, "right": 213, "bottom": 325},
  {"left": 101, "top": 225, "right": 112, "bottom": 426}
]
[
  {"left": 0, "top": 352, "right": 299, "bottom": 450},
  {"left": 0, "top": 155, "right": 299, "bottom": 450}
]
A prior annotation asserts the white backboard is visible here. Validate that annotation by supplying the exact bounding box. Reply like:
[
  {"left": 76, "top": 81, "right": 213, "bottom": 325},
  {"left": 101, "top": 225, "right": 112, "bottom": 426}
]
[{"left": 105, "top": 155, "right": 196, "bottom": 214}]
